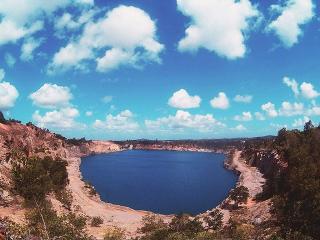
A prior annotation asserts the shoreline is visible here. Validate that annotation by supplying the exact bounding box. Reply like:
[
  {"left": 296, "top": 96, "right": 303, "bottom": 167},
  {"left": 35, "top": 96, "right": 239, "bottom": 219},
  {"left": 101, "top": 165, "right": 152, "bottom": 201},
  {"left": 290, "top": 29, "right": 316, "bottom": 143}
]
[{"left": 70, "top": 145, "right": 266, "bottom": 238}]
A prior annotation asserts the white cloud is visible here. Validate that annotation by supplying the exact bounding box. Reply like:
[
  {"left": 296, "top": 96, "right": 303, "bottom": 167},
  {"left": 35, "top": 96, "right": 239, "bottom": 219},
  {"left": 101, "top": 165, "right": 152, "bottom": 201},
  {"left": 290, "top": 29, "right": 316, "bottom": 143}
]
[
  {"left": 168, "top": 89, "right": 201, "bottom": 109},
  {"left": 255, "top": 112, "right": 265, "bottom": 121},
  {"left": 292, "top": 116, "right": 310, "bottom": 128},
  {"left": 283, "top": 76, "right": 299, "bottom": 96},
  {"left": 29, "top": 83, "right": 73, "bottom": 109},
  {"left": 234, "top": 111, "right": 252, "bottom": 121},
  {"left": 0, "top": 20, "right": 26, "bottom": 45},
  {"left": 0, "top": 81, "right": 19, "bottom": 109},
  {"left": 234, "top": 94, "right": 252, "bottom": 103},
  {"left": 85, "top": 111, "right": 93, "bottom": 117},
  {"left": 177, "top": 0, "right": 260, "bottom": 59},
  {"left": 50, "top": 5, "right": 164, "bottom": 73},
  {"left": 268, "top": 0, "right": 315, "bottom": 47},
  {"left": 0, "top": 0, "right": 92, "bottom": 46},
  {"left": 279, "top": 101, "right": 304, "bottom": 116},
  {"left": 307, "top": 105, "right": 320, "bottom": 116},
  {"left": 231, "top": 124, "right": 247, "bottom": 131},
  {"left": 32, "top": 107, "right": 84, "bottom": 130},
  {"left": 210, "top": 92, "right": 229, "bottom": 109},
  {"left": 93, "top": 110, "right": 139, "bottom": 132},
  {"left": 96, "top": 48, "right": 135, "bottom": 72},
  {"left": 4, "top": 53, "right": 16, "bottom": 67},
  {"left": 261, "top": 102, "right": 278, "bottom": 117},
  {"left": 54, "top": 9, "right": 97, "bottom": 38},
  {"left": 101, "top": 95, "right": 113, "bottom": 104},
  {"left": 20, "top": 37, "right": 43, "bottom": 61},
  {"left": 145, "top": 110, "right": 225, "bottom": 133},
  {"left": 0, "top": 69, "right": 5, "bottom": 81},
  {"left": 300, "top": 82, "right": 319, "bottom": 99}
]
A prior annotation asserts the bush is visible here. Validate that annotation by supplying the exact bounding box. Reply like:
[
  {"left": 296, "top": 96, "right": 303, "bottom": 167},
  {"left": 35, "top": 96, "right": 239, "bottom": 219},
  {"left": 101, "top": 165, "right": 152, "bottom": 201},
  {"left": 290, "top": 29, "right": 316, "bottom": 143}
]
[
  {"left": 26, "top": 201, "right": 90, "bottom": 240},
  {"left": 203, "top": 209, "right": 223, "bottom": 231},
  {"left": 12, "top": 156, "right": 69, "bottom": 204},
  {"left": 91, "top": 216, "right": 103, "bottom": 227},
  {"left": 229, "top": 186, "right": 249, "bottom": 208},
  {"left": 103, "top": 227, "right": 125, "bottom": 240},
  {"left": 55, "top": 189, "right": 73, "bottom": 210},
  {"left": 138, "top": 214, "right": 167, "bottom": 234}
]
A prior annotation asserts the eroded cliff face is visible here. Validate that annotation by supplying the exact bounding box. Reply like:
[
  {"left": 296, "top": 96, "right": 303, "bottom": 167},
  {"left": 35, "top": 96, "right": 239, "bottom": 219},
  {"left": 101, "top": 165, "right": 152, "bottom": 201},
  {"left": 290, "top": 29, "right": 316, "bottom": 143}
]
[{"left": 0, "top": 120, "right": 120, "bottom": 217}]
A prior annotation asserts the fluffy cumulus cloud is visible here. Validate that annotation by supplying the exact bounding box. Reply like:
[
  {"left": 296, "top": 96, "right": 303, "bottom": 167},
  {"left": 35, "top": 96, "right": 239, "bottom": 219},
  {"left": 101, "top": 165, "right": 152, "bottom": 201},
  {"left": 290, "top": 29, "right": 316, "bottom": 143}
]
[
  {"left": 177, "top": 0, "right": 260, "bottom": 59},
  {"left": 49, "top": 5, "right": 164, "bottom": 73},
  {"left": 300, "top": 82, "right": 319, "bottom": 99},
  {"left": 29, "top": 83, "right": 73, "bottom": 109},
  {"left": 145, "top": 110, "right": 225, "bottom": 133},
  {"left": 32, "top": 107, "right": 84, "bottom": 130},
  {"left": 283, "top": 77, "right": 319, "bottom": 99},
  {"left": 0, "top": 0, "right": 92, "bottom": 46},
  {"left": 234, "top": 111, "right": 252, "bottom": 121},
  {"left": 168, "top": 89, "right": 201, "bottom": 109},
  {"left": 210, "top": 92, "right": 230, "bottom": 109},
  {"left": 234, "top": 94, "right": 252, "bottom": 103},
  {"left": 0, "top": 81, "right": 19, "bottom": 110},
  {"left": 261, "top": 102, "right": 278, "bottom": 117},
  {"left": 93, "top": 110, "right": 139, "bottom": 132},
  {"left": 268, "top": 0, "right": 315, "bottom": 47},
  {"left": 279, "top": 101, "right": 304, "bottom": 116}
]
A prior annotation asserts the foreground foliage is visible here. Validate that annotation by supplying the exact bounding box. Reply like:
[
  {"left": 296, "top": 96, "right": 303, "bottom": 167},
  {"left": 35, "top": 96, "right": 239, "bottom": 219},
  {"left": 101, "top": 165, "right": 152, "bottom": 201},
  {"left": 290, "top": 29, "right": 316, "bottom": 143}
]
[{"left": 12, "top": 156, "right": 68, "bottom": 205}]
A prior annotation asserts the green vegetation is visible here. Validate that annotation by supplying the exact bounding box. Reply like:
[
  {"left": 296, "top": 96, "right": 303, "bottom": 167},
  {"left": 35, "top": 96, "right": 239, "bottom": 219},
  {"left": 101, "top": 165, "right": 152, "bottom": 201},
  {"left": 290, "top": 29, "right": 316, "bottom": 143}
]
[
  {"left": 229, "top": 186, "right": 249, "bottom": 208},
  {"left": 103, "top": 227, "right": 126, "bottom": 240},
  {"left": 270, "top": 122, "right": 320, "bottom": 239},
  {"left": 12, "top": 156, "right": 68, "bottom": 205},
  {"left": 203, "top": 209, "right": 223, "bottom": 231},
  {"left": 26, "top": 201, "right": 91, "bottom": 240},
  {"left": 135, "top": 212, "right": 226, "bottom": 240},
  {"left": 91, "top": 216, "right": 104, "bottom": 227}
]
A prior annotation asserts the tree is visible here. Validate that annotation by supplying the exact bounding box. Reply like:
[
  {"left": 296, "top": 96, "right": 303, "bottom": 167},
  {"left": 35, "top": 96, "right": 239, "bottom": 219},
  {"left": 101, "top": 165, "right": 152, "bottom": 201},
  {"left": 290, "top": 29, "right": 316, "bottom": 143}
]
[
  {"left": 12, "top": 156, "right": 68, "bottom": 204},
  {"left": 229, "top": 186, "right": 249, "bottom": 208},
  {"left": 204, "top": 209, "right": 223, "bottom": 231},
  {"left": 0, "top": 111, "right": 6, "bottom": 124}
]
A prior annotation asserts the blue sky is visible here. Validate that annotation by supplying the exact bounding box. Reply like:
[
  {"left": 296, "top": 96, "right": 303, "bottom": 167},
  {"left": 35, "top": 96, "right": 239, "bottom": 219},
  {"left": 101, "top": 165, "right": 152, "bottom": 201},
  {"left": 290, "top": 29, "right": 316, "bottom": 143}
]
[{"left": 0, "top": 0, "right": 320, "bottom": 140}]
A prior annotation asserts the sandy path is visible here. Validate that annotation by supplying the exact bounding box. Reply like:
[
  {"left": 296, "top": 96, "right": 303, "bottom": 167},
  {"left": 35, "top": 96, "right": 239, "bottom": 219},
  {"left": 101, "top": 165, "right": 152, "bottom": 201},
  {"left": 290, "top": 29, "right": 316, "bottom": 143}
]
[{"left": 229, "top": 150, "right": 266, "bottom": 198}]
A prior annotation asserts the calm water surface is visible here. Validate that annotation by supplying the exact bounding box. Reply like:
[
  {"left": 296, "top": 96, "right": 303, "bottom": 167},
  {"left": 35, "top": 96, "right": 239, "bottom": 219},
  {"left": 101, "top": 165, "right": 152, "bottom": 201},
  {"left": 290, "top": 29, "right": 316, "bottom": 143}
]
[{"left": 80, "top": 150, "right": 237, "bottom": 215}]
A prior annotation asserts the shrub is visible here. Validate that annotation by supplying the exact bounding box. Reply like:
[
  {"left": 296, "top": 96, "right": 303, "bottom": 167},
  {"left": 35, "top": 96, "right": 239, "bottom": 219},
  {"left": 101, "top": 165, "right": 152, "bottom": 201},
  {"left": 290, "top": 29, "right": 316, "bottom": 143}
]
[
  {"left": 103, "top": 227, "right": 125, "bottom": 240},
  {"left": 203, "top": 209, "right": 223, "bottom": 231},
  {"left": 12, "top": 156, "right": 68, "bottom": 204},
  {"left": 138, "top": 214, "right": 167, "bottom": 234},
  {"left": 91, "top": 216, "right": 103, "bottom": 227},
  {"left": 229, "top": 186, "right": 249, "bottom": 208},
  {"left": 55, "top": 189, "right": 73, "bottom": 210},
  {"left": 26, "top": 201, "right": 90, "bottom": 240}
]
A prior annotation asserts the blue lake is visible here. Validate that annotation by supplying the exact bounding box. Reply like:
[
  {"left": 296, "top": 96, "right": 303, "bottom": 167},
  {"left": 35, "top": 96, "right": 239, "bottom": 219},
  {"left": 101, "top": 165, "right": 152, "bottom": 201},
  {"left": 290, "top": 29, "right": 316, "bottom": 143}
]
[{"left": 80, "top": 150, "right": 237, "bottom": 215}]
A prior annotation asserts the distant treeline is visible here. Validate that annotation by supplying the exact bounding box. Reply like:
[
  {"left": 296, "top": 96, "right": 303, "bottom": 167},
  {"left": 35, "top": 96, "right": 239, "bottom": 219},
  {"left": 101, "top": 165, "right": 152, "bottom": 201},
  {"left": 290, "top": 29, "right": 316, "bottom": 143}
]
[{"left": 115, "top": 136, "right": 275, "bottom": 151}]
